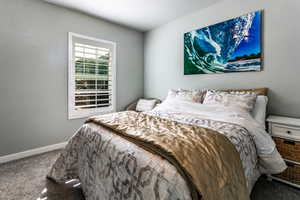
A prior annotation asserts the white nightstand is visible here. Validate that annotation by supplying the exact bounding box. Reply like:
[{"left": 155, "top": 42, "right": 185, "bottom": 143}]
[{"left": 267, "top": 115, "right": 300, "bottom": 188}]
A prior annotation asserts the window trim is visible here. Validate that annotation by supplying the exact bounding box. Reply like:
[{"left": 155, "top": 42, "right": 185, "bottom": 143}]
[{"left": 68, "top": 32, "right": 117, "bottom": 119}]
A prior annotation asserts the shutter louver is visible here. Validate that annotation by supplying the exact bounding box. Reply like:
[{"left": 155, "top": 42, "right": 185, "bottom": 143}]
[{"left": 74, "top": 43, "right": 112, "bottom": 110}]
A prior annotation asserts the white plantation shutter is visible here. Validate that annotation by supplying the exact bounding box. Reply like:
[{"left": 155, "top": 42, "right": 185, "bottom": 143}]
[{"left": 68, "top": 33, "right": 116, "bottom": 119}]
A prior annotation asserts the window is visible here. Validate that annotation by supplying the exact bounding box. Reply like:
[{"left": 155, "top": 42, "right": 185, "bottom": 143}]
[{"left": 68, "top": 32, "right": 116, "bottom": 119}]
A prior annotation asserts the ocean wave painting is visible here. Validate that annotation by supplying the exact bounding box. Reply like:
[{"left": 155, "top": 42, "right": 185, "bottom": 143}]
[{"left": 184, "top": 10, "right": 262, "bottom": 75}]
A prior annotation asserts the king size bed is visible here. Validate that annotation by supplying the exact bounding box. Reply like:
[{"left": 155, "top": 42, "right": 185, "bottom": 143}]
[{"left": 47, "top": 88, "right": 286, "bottom": 200}]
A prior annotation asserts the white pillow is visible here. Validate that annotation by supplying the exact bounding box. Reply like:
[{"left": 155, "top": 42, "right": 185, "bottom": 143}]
[
  {"left": 136, "top": 99, "right": 158, "bottom": 112},
  {"left": 251, "top": 96, "right": 268, "bottom": 129}
]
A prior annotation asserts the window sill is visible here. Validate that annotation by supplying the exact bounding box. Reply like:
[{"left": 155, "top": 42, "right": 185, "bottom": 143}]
[{"left": 68, "top": 107, "right": 115, "bottom": 120}]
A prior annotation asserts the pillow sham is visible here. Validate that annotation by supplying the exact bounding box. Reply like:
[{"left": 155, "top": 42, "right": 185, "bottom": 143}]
[
  {"left": 252, "top": 96, "right": 268, "bottom": 129},
  {"left": 199, "top": 88, "right": 267, "bottom": 103},
  {"left": 136, "top": 99, "right": 158, "bottom": 112},
  {"left": 166, "top": 89, "right": 205, "bottom": 103},
  {"left": 203, "top": 90, "right": 258, "bottom": 112}
]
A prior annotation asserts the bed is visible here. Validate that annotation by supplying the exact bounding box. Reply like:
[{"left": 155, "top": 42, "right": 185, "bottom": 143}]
[{"left": 47, "top": 88, "right": 286, "bottom": 200}]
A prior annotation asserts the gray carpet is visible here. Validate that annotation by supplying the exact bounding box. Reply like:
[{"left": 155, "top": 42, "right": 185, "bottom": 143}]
[{"left": 0, "top": 151, "right": 299, "bottom": 200}]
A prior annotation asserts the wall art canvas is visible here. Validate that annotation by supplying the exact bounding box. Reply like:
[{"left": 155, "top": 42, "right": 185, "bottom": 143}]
[{"left": 184, "top": 10, "right": 262, "bottom": 75}]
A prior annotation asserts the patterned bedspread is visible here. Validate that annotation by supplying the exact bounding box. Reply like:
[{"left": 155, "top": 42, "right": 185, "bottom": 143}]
[{"left": 47, "top": 111, "right": 260, "bottom": 200}]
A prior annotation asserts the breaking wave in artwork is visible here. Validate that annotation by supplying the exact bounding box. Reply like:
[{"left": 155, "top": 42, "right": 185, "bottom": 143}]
[{"left": 184, "top": 12, "right": 261, "bottom": 74}]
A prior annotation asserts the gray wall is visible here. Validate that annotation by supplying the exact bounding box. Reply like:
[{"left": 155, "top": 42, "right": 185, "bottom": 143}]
[
  {"left": 144, "top": 0, "right": 300, "bottom": 118},
  {"left": 0, "top": 0, "right": 144, "bottom": 156}
]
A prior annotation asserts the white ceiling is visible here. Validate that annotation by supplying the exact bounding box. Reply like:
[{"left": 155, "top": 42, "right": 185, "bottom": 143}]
[{"left": 44, "top": 0, "right": 221, "bottom": 31}]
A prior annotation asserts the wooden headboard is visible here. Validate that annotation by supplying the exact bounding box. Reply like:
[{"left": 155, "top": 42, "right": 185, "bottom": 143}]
[{"left": 220, "top": 88, "right": 268, "bottom": 96}]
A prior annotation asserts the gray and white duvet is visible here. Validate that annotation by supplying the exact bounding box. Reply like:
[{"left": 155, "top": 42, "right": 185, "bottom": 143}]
[{"left": 48, "top": 99, "right": 286, "bottom": 200}]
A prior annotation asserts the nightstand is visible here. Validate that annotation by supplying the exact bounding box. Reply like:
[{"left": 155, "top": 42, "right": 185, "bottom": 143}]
[{"left": 267, "top": 115, "right": 300, "bottom": 188}]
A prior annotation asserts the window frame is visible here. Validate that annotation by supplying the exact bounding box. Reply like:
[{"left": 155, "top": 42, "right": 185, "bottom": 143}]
[{"left": 68, "top": 32, "right": 117, "bottom": 119}]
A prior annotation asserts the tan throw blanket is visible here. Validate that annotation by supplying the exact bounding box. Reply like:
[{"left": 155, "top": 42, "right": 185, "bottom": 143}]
[{"left": 86, "top": 111, "right": 250, "bottom": 200}]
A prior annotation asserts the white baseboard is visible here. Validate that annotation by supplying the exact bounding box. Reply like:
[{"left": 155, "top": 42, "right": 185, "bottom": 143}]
[{"left": 0, "top": 142, "right": 67, "bottom": 164}]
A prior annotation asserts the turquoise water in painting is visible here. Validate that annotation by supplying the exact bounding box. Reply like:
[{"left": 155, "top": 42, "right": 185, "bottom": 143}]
[{"left": 184, "top": 11, "right": 261, "bottom": 74}]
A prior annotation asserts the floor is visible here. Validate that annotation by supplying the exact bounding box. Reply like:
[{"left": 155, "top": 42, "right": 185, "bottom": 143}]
[{"left": 0, "top": 151, "right": 300, "bottom": 200}]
